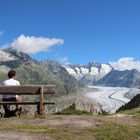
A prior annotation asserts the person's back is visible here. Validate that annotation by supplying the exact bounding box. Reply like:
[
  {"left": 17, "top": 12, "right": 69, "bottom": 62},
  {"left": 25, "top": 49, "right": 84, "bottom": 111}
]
[
  {"left": 2, "top": 70, "right": 22, "bottom": 117},
  {"left": 3, "top": 78, "right": 20, "bottom": 85},
  {"left": 3, "top": 78, "right": 20, "bottom": 99}
]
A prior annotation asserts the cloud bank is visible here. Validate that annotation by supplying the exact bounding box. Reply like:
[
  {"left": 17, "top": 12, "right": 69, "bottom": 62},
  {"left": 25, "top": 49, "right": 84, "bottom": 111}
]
[
  {"left": 11, "top": 35, "right": 64, "bottom": 54},
  {"left": 109, "top": 57, "right": 140, "bottom": 71}
]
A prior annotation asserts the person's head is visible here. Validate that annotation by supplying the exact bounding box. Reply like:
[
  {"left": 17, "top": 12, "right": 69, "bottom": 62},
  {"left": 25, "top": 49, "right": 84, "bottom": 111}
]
[{"left": 8, "top": 70, "right": 16, "bottom": 79}]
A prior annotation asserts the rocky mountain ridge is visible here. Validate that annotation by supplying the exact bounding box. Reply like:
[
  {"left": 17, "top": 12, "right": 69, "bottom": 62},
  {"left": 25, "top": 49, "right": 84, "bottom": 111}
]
[{"left": 63, "top": 62, "right": 113, "bottom": 85}]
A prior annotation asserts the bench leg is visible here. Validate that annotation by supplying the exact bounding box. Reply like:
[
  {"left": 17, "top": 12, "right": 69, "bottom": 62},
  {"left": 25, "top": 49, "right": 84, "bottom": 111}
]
[
  {"left": 36, "top": 103, "right": 45, "bottom": 115},
  {"left": 0, "top": 112, "right": 3, "bottom": 118},
  {"left": 37, "top": 87, "right": 44, "bottom": 115},
  {"left": 36, "top": 103, "right": 40, "bottom": 114}
]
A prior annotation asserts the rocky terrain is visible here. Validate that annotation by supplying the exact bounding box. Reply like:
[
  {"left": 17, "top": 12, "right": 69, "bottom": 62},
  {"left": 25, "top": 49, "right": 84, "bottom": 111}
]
[{"left": 46, "top": 89, "right": 100, "bottom": 114}]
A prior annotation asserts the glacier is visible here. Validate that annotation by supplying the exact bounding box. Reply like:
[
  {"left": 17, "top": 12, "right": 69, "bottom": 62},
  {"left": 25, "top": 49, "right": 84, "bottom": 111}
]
[{"left": 85, "top": 86, "right": 140, "bottom": 113}]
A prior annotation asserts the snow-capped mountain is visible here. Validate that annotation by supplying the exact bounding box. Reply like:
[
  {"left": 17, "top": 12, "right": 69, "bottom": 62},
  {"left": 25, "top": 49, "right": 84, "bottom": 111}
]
[
  {"left": 63, "top": 62, "right": 113, "bottom": 85},
  {"left": 63, "top": 62, "right": 140, "bottom": 88}
]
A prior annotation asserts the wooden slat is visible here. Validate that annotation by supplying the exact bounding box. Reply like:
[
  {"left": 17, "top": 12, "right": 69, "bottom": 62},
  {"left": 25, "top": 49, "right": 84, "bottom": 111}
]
[
  {"left": 0, "top": 101, "right": 55, "bottom": 105},
  {"left": 43, "top": 102, "right": 55, "bottom": 105},
  {"left": 0, "top": 85, "right": 55, "bottom": 95}
]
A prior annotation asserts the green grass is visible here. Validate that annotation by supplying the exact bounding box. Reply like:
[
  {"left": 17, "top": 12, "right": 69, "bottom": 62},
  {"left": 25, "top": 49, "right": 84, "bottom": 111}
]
[
  {"left": 0, "top": 124, "right": 57, "bottom": 133},
  {"left": 119, "top": 107, "right": 140, "bottom": 121},
  {"left": 85, "top": 122, "right": 140, "bottom": 140},
  {"left": 0, "top": 120, "right": 139, "bottom": 140},
  {"left": 0, "top": 123, "right": 94, "bottom": 140},
  {"left": 55, "top": 103, "right": 92, "bottom": 115}
]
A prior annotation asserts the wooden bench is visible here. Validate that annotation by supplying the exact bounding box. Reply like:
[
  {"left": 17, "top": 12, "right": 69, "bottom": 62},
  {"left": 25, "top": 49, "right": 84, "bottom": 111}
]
[{"left": 0, "top": 85, "right": 55, "bottom": 115}]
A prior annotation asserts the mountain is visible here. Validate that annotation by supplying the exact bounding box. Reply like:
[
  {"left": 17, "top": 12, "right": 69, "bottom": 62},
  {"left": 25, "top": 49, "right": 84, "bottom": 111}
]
[
  {"left": 63, "top": 62, "right": 113, "bottom": 85},
  {"left": 96, "top": 69, "right": 140, "bottom": 88},
  {"left": 0, "top": 48, "right": 82, "bottom": 97},
  {"left": 41, "top": 60, "right": 83, "bottom": 96}
]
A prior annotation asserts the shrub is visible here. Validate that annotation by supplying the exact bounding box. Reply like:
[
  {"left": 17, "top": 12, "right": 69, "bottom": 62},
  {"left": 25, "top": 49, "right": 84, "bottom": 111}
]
[{"left": 55, "top": 103, "right": 92, "bottom": 115}]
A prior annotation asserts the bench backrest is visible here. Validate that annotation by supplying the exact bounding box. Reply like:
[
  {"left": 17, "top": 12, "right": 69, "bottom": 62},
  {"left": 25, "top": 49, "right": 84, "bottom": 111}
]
[{"left": 0, "top": 85, "right": 55, "bottom": 95}]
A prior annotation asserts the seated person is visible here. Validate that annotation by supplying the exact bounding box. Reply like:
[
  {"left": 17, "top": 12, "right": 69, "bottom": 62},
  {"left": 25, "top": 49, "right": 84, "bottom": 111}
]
[{"left": 2, "top": 70, "right": 22, "bottom": 117}]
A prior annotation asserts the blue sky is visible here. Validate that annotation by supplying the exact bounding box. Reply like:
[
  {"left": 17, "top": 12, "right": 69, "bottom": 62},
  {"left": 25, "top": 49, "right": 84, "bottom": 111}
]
[{"left": 0, "top": 0, "right": 140, "bottom": 65}]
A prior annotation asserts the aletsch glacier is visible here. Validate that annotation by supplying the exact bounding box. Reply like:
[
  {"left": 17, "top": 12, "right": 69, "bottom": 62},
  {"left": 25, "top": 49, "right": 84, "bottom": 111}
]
[{"left": 84, "top": 86, "right": 140, "bottom": 113}]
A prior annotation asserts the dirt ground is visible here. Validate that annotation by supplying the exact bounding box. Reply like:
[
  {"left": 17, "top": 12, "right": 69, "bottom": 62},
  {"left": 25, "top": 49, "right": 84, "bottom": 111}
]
[
  {"left": 0, "top": 114, "right": 137, "bottom": 140},
  {"left": 0, "top": 131, "right": 53, "bottom": 140}
]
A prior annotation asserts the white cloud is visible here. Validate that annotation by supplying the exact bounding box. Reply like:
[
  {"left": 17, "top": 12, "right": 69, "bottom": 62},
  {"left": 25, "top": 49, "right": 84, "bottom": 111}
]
[
  {"left": 57, "top": 56, "right": 70, "bottom": 65},
  {"left": 11, "top": 34, "right": 64, "bottom": 54},
  {"left": 109, "top": 57, "right": 140, "bottom": 71},
  {"left": 0, "top": 31, "right": 4, "bottom": 37}
]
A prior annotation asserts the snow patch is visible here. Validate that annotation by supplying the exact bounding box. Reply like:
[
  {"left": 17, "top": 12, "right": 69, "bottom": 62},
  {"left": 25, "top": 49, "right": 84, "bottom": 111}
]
[
  {"left": 0, "top": 50, "right": 17, "bottom": 61},
  {"left": 80, "top": 68, "right": 89, "bottom": 74},
  {"left": 100, "top": 64, "right": 112, "bottom": 77},
  {"left": 90, "top": 67, "right": 99, "bottom": 75}
]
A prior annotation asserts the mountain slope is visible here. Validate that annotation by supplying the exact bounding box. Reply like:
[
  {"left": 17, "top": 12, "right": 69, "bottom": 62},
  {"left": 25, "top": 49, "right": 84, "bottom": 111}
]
[
  {"left": 96, "top": 69, "right": 140, "bottom": 88},
  {"left": 42, "top": 60, "right": 83, "bottom": 96},
  {"left": 0, "top": 48, "right": 82, "bottom": 97}
]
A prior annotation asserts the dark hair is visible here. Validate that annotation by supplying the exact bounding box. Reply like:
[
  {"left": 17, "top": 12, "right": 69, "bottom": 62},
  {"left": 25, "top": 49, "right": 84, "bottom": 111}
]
[{"left": 8, "top": 70, "right": 16, "bottom": 79}]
